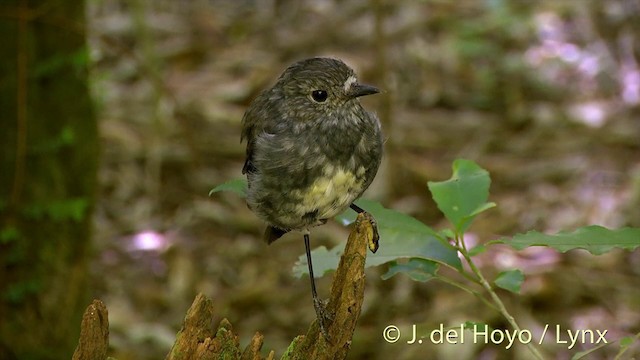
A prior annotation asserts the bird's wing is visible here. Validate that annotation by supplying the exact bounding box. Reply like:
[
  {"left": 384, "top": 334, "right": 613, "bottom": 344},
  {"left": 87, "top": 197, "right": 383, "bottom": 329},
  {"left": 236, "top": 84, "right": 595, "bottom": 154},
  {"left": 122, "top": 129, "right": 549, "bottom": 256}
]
[
  {"left": 240, "top": 95, "right": 264, "bottom": 175},
  {"left": 241, "top": 116, "right": 256, "bottom": 175},
  {"left": 241, "top": 88, "right": 283, "bottom": 175}
]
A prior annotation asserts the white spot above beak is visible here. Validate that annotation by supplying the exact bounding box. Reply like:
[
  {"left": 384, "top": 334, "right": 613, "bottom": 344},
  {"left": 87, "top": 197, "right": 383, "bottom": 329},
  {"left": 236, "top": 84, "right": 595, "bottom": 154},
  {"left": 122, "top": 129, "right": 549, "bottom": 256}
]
[{"left": 344, "top": 75, "right": 357, "bottom": 93}]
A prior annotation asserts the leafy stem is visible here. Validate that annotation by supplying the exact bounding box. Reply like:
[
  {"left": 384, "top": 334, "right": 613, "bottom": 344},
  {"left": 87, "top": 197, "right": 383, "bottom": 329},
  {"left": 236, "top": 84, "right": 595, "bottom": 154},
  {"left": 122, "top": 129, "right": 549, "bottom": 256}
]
[
  {"left": 434, "top": 274, "right": 498, "bottom": 313},
  {"left": 211, "top": 159, "right": 640, "bottom": 357},
  {"left": 455, "top": 232, "right": 545, "bottom": 360}
]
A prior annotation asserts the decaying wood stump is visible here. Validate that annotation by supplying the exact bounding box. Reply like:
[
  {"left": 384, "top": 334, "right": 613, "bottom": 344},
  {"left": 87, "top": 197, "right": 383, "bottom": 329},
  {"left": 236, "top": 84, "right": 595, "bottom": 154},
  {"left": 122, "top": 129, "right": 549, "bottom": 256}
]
[
  {"left": 281, "top": 212, "right": 373, "bottom": 360},
  {"left": 72, "top": 300, "right": 109, "bottom": 360},
  {"left": 73, "top": 212, "right": 375, "bottom": 360}
]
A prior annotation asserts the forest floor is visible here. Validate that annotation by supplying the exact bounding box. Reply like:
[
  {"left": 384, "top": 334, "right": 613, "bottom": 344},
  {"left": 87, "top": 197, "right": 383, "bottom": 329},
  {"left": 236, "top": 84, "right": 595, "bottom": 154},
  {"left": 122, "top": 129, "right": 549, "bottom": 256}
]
[{"left": 88, "top": 1, "right": 640, "bottom": 359}]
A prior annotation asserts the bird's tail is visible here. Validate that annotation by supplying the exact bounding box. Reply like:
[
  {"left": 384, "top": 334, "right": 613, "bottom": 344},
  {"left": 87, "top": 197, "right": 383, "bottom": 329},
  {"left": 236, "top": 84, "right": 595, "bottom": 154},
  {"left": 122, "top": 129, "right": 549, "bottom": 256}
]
[{"left": 263, "top": 226, "right": 289, "bottom": 244}]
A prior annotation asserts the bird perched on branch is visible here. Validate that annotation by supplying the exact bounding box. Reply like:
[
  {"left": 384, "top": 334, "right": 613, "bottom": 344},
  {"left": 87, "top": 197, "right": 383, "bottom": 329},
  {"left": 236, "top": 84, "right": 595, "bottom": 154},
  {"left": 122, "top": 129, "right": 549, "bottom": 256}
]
[{"left": 241, "top": 57, "right": 382, "bottom": 337}]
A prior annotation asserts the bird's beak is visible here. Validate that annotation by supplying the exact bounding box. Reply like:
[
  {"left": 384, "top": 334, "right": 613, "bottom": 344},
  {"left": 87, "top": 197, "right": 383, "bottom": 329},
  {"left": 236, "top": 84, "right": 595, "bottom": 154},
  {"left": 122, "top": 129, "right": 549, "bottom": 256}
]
[{"left": 349, "top": 83, "right": 380, "bottom": 98}]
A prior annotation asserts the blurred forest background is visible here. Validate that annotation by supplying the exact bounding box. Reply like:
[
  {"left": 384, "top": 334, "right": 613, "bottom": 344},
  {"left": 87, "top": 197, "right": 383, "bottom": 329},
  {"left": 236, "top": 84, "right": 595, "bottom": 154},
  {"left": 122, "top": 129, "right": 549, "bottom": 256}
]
[{"left": 2, "top": 0, "right": 640, "bottom": 359}]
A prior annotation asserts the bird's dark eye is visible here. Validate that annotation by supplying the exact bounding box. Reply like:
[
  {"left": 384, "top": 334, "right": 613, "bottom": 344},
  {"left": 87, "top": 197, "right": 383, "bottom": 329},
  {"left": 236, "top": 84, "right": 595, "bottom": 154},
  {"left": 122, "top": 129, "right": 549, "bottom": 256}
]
[{"left": 311, "top": 90, "right": 328, "bottom": 102}]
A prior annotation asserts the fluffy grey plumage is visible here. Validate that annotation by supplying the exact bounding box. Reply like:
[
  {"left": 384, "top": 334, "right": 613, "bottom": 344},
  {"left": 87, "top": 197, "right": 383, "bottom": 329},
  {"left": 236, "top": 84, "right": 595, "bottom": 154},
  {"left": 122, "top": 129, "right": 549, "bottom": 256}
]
[{"left": 241, "top": 57, "right": 383, "bottom": 243}]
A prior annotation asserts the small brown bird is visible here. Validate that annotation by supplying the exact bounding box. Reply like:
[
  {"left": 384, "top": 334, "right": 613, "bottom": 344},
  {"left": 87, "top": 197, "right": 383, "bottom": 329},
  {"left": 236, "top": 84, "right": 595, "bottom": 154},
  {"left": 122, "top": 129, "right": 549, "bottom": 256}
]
[{"left": 241, "top": 57, "right": 383, "bottom": 336}]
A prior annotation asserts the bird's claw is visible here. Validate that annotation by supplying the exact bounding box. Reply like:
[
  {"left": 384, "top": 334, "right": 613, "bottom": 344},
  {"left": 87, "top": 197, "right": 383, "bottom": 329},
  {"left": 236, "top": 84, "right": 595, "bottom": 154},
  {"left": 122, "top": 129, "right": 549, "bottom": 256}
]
[
  {"left": 313, "top": 297, "right": 333, "bottom": 339},
  {"left": 357, "top": 211, "right": 380, "bottom": 253}
]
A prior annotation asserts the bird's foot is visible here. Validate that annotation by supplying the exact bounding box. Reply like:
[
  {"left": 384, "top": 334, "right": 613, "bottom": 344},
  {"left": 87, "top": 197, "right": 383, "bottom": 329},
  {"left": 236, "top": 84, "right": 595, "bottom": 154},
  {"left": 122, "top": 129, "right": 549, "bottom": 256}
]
[
  {"left": 357, "top": 211, "right": 380, "bottom": 253},
  {"left": 313, "top": 297, "right": 333, "bottom": 339}
]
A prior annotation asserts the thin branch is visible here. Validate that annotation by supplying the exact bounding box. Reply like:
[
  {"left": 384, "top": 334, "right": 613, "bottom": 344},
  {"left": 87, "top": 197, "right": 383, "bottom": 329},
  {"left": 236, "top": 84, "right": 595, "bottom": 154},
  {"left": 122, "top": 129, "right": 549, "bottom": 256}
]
[{"left": 457, "top": 233, "right": 545, "bottom": 360}]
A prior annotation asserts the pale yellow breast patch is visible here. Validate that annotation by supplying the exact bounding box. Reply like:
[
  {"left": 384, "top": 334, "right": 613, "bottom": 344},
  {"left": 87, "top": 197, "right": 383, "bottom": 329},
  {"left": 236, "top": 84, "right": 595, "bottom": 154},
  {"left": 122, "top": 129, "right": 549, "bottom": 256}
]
[{"left": 295, "top": 165, "right": 363, "bottom": 219}]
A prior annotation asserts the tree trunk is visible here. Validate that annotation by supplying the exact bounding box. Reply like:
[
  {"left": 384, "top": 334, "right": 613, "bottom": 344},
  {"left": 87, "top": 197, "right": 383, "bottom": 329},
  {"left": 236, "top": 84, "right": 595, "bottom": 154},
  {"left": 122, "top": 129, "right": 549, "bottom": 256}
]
[{"left": 0, "top": 0, "right": 97, "bottom": 358}]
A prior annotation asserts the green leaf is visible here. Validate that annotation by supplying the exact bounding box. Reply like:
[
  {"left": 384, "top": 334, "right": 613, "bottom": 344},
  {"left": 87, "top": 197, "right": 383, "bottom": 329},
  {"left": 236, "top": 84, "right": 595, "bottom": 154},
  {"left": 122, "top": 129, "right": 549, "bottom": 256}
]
[
  {"left": 468, "top": 244, "right": 487, "bottom": 256},
  {"left": 22, "top": 198, "right": 89, "bottom": 222},
  {"left": 427, "top": 159, "right": 494, "bottom": 233},
  {"left": 48, "top": 198, "right": 88, "bottom": 222},
  {"left": 498, "top": 226, "right": 640, "bottom": 255},
  {"left": 31, "top": 126, "right": 76, "bottom": 153},
  {"left": 381, "top": 258, "right": 438, "bottom": 282},
  {"left": 619, "top": 336, "right": 634, "bottom": 347},
  {"left": 209, "top": 178, "right": 247, "bottom": 198},
  {"left": 3, "top": 279, "right": 41, "bottom": 304},
  {"left": 440, "top": 228, "right": 456, "bottom": 240},
  {"left": 612, "top": 334, "right": 640, "bottom": 359},
  {"left": 463, "top": 321, "right": 492, "bottom": 332},
  {"left": 33, "top": 48, "right": 89, "bottom": 77},
  {"left": 494, "top": 269, "right": 524, "bottom": 294},
  {"left": 0, "top": 226, "right": 20, "bottom": 244},
  {"left": 350, "top": 199, "right": 461, "bottom": 269},
  {"left": 292, "top": 246, "right": 343, "bottom": 278},
  {"left": 293, "top": 199, "right": 461, "bottom": 278},
  {"left": 60, "top": 126, "right": 75, "bottom": 145},
  {"left": 468, "top": 201, "right": 497, "bottom": 217}
]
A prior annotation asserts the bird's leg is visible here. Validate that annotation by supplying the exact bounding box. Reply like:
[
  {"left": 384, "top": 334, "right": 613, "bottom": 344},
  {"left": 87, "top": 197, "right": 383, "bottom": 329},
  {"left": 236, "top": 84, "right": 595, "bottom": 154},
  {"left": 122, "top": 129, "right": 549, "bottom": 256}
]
[
  {"left": 349, "top": 203, "right": 365, "bottom": 213},
  {"left": 304, "top": 233, "right": 332, "bottom": 338},
  {"left": 350, "top": 203, "right": 380, "bottom": 253}
]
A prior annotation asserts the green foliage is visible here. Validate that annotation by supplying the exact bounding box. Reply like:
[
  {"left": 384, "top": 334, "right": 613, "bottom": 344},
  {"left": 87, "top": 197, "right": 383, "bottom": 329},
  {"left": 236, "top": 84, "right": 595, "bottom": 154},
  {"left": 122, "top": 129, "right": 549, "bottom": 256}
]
[
  {"left": 209, "top": 178, "right": 247, "bottom": 198},
  {"left": 22, "top": 198, "right": 89, "bottom": 222},
  {"left": 615, "top": 334, "right": 640, "bottom": 359},
  {"left": 212, "top": 158, "right": 640, "bottom": 358},
  {"left": 342, "top": 199, "right": 461, "bottom": 269},
  {"left": 427, "top": 159, "right": 496, "bottom": 234},
  {"left": 3, "top": 279, "right": 42, "bottom": 304},
  {"left": 381, "top": 258, "right": 438, "bottom": 282},
  {"left": 0, "top": 226, "right": 20, "bottom": 244},
  {"left": 31, "top": 126, "right": 76, "bottom": 154},
  {"left": 210, "top": 161, "right": 640, "bottom": 275},
  {"left": 468, "top": 244, "right": 487, "bottom": 256},
  {"left": 494, "top": 269, "right": 524, "bottom": 294},
  {"left": 292, "top": 198, "right": 460, "bottom": 278},
  {"left": 33, "top": 48, "right": 90, "bottom": 78},
  {"left": 291, "top": 245, "right": 343, "bottom": 279},
  {"left": 293, "top": 199, "right": 462, "bottom": 276},
  {"left": 619, "top": 336, "right": 634, "bottom": 347},
  {"left": 496, "top": 226, "right": 640, "bottom": 255},
  {"left": 463, "top": 321, "right": 492, "bottom": 331}
]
